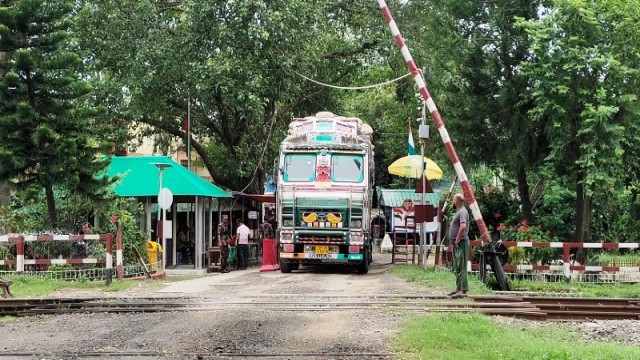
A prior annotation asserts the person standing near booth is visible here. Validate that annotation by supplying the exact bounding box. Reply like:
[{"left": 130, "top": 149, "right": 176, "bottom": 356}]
[
  {"left": 448, "top": 193, "right": 469, "bottom": 299},
  {"left": 236, "top": 219, "right": 251, "bottom": 270},
  {"left": 217, "top": 216, "right": 231, "bottom": 273}
]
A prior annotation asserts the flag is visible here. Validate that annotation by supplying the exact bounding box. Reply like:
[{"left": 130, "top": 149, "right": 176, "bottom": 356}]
[
  {"left": 183, "top": 114, "right": 189, "bottom": 143},
  {"left": 408, "top": 126, "right": 416, "bottom": 155}
]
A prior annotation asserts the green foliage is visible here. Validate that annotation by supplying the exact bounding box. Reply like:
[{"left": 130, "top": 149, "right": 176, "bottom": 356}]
[
  {"left": 5, "top": 274, "right": 141, "bottom": 297},
  {"left": 591, "top": 252, "right": 640, "bottom": 267},
  {"left": 511, "top": 279, "right": 640, "bottom": 298},
  {"left": 0, "top": 0, "right": 114, "bottom": 227},
  {"left": 92, "top": 197, "right": 148, "bottom": 266},
  {"left": 0, "top": 188, "right": 97, "bottom": 233},
  {"left": 396, "top": 313, "right": 640, "bottom": 359},
  {"left": 508, "top": 247, "right": 526, "bottom": 265},
  {"left": 0, "top": 188, "right": 146, "bottom": 266},
  {"left": 520, "top": 0, "right": 640, "bottom": 240},
  {"left": 389, "top": 265, "right": 492, "bottom": 295},
  {"left": 75, "top": 0, "right": 387, "bottom": 192}
]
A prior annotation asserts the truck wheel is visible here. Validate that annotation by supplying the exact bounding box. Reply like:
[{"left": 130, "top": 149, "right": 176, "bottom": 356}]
[
  {"left": 358, "top": 248, "right": 370, "bottom": 274},
  {"left": 280, "top": 258, "right": 292, "bottom": 273}
]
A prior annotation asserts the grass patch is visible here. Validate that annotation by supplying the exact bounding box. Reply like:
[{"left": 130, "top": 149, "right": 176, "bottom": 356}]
[
  {"left": 397, "top": 313, "right": 640, "bottom": 360},
  {"left": 510, "top": 278, "right": 640, "bottom": 298},
  {"left": 6, "top": 275, "right": 142, "bottom": 297},
  {"left": 389, "top": 265, "right": 492, "bottom": 295},
  {"left": 0, "top": 316, "right": 16, "bottom": 323}
]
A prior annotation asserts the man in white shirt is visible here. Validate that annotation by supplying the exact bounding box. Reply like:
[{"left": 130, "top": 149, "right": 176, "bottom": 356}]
[{"left": 236, "top": 219, "right": 251, "bottom": 270}]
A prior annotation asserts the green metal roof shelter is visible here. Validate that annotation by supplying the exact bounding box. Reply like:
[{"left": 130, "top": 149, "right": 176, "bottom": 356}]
[
  {"left": 108, "top": 156, "right": 231, "bottom": 198},
  {"left": 107, "top": 156, "right": 233, "bottom": 272}
]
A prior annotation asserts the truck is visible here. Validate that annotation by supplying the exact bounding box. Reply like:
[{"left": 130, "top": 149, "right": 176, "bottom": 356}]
[{"left": 275, "top": 111, "right": 375, "bottom": 274}]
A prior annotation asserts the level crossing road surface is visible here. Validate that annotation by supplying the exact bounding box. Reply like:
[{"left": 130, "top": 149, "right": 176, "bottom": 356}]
[{"left": 0, "top": 249, "right": 434, "bottom": 360}]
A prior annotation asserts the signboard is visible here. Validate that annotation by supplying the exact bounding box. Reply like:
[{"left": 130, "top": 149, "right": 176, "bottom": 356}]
[
  {"left": 158, "top": 188, "right": 173, "bottom": 210},
  {"left": 248, "top": 211, "right": 258, "bottom": 220}
]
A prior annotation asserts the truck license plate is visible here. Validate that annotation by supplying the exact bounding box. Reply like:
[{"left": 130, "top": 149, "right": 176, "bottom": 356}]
[{"left": 315, "top": 246, "right": 329, "bottom": 255}]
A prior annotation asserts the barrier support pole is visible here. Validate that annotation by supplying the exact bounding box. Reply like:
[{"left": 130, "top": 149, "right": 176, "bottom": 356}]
[
  {"left": 105, "top": 234, "right": 113, "bottom": 285},
  {"left": 15, "top": 236, "right": 24, "bottom": 273},
  {"left": 116, "top": 222, "right": 124, "bottom": 280},
  {"left": 563, "top": 243, "right": 571, "bottom": 280}
]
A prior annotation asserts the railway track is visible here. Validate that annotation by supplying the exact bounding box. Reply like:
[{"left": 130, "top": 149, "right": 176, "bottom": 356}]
[
  {"left": 1, "top": 294, "right": 638, "bottom": 321},
  {"left": 0, "top": 350, "right": 393, "bottom": 359}
]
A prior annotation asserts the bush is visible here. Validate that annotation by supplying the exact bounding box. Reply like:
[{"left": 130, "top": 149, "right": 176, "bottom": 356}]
[{"left": 508, "top": 247, "right": 525, "bottom": 265}]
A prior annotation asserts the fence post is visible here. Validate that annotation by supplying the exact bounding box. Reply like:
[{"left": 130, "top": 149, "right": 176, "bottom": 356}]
[
  {"left": 105, "top": 234, "right": 113, "bottom": 285},
  {"left": 563, "top": 242, "right": 570, "bottom": 280},
  {"left": 116, "top": 222, "right": 124, "bottom": 280},
  {"left": 15, "top": 236, "right": 24, "bottom": 273}
]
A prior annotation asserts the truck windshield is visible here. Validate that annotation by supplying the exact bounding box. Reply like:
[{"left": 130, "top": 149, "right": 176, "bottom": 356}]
[
  {"left": 331, "top": 154, "right": 364, "bottom": 182},
  {"left": 283, "top": 153, "right": 316, "bottom": 182}
]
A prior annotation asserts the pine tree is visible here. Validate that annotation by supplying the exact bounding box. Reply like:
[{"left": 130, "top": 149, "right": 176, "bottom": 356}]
[{"left": 0, "top": 0, "right": 112, "bottom": 228}]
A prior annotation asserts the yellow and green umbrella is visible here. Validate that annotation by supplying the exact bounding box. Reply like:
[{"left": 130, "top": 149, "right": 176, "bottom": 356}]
[{"left": 387, "top": 155, "right": 443, "bottom": 180}]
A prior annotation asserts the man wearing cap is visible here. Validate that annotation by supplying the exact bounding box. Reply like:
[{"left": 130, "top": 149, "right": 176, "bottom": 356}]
[{"left": 236, "top": 219, "right": 251, "bottom": 270}]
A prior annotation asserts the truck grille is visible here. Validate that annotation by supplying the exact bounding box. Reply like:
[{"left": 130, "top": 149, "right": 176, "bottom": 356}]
[{"left": 298, "top": 233, "right": 345, "bottom": 244}]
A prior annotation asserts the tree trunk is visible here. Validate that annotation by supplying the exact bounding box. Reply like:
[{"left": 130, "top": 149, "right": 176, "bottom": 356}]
[
  {"left": 45, "top": 183, "right": 58, "bottom": 228},
  {"left": 574, "top": 170, "right": 592, "bottom": 242},
  {"left": 516, "top": 165, "right": 533, "bottom": 223}
]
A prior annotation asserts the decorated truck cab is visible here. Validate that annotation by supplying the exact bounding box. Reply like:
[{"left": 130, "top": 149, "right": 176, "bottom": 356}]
[{"left": 276, "top": 112, "right": 374, "bottom": 273}]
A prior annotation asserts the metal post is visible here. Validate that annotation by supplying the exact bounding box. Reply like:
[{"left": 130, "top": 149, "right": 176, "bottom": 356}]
[
  {"left": 159, "top": 168, "right": 166, "bottom": 269},
  {"left": 105, "top": 234, "right": 113, "bottom": 285},
  {"left": 187, "top": 95, "right": 191, "bottom": 171},
  {"left": 116, "top": 222, "right": 124, "bottom": 280},
  {"left": 15, "top": 236, "right": 24, "bottom": 273},
  {"left": 172, "top": 202, "right": 177, "bottom": 267}
]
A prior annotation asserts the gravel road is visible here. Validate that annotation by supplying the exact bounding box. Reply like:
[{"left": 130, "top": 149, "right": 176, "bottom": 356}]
[
  {"left": 1, "top": 250, "right": 638, "bottom": 360},
  {"left": 0, "top": 251, "right": 422, "bottom": 360}
]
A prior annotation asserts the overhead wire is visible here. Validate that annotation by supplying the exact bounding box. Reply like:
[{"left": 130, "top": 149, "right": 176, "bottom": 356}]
[{"left": 293, "top": 70, "right": 412, "bottom": 90}]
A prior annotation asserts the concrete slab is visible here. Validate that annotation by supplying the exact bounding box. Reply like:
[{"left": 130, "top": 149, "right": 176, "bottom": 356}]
[{"left": 158, "top": 268, "right": 259, "bottom": 294}]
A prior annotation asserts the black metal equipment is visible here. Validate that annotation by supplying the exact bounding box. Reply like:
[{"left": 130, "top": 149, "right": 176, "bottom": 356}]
[
  {"left": 477, "top": 223, "right": 522, "bottom": 291},
  {"left": 478, "top": 241, "right": 511, "bottom": 291}
]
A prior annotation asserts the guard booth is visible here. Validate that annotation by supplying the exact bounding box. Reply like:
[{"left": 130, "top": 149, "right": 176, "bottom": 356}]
[{"left": 377, "top": 187, "right": 440, "bottom": 264}]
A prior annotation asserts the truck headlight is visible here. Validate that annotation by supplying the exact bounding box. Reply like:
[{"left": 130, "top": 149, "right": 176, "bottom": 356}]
[
  {"left": 280, "top": 231, "right": 294, "bottom": 243},
  {"left": 350, "top": 231, "right": 364, "bottom": 245},
  {"left": 283, "top": 219, "right": 294, "bottom": 227},
  {"left": 351, "top": 220, "right": 362, "bottom": 228}
]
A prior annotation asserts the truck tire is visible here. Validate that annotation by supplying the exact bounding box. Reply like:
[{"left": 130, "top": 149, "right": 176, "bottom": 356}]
[
  {"left": 357, "top": 247, "right": 370, "bottom": 274},
  {"left": 280, "top": 258, "right": 292, "bottom": 273}
]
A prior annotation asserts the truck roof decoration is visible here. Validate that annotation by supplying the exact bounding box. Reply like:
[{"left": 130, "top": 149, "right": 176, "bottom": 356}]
[{"left": 284, "top": 112, "right": 374, "bottom": 150}]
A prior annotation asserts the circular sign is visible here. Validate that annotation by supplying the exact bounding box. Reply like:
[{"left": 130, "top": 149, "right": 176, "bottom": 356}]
[{"left": 158, "top": 188, "right": 173, "bottom": 210}]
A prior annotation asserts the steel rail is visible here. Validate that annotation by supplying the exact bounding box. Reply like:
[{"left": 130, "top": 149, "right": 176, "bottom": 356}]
[{"left": 0, "top": 351, "right": 393, "bottom": 358}]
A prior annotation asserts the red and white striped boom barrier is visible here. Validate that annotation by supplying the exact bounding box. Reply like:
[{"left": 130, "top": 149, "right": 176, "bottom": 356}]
[
  {"left": 468, "top": 241, "right": 640, "bottom": 277},
  {"left": 377, "top": 1, "right": 492, "bottom": 243},
  {"left": 0, "top": 234, "right": 113, "bottom": 273}
]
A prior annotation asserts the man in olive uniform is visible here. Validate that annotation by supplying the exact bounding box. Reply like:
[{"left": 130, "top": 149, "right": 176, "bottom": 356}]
[
  {"left": 448, "top": 193, "right": 469, "bottom": 298},
  {"left": 217, "top": 216, "right": 231, "bottom": 273}
]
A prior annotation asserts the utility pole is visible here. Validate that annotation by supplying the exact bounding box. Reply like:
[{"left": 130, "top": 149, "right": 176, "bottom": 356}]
[{"left": 416, "top": 88, "right": 430, "bottom": 268}]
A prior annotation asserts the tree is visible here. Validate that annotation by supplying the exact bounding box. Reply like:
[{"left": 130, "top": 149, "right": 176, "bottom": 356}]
[
  {"left": 76, "top": 0, "right": 386, "bottom": 193},
  {"left": 0, "top": 0, "right": 112, "bottom": 227},
  {"left": 521, "top": 0, "right": 640, "bottom": 241},
  {"left": 394, "top": 0, "right": 551, "bottom": 223}
]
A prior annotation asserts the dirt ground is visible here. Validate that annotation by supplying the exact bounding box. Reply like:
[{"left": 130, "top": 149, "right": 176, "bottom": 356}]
[{"left": 0, "top": 250, "right": 428, "bottom": 360}]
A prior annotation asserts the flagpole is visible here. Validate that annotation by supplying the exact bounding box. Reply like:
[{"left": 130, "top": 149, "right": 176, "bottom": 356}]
[{"left": 187, "top": 95, "right": 191, "bottom": 171}]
